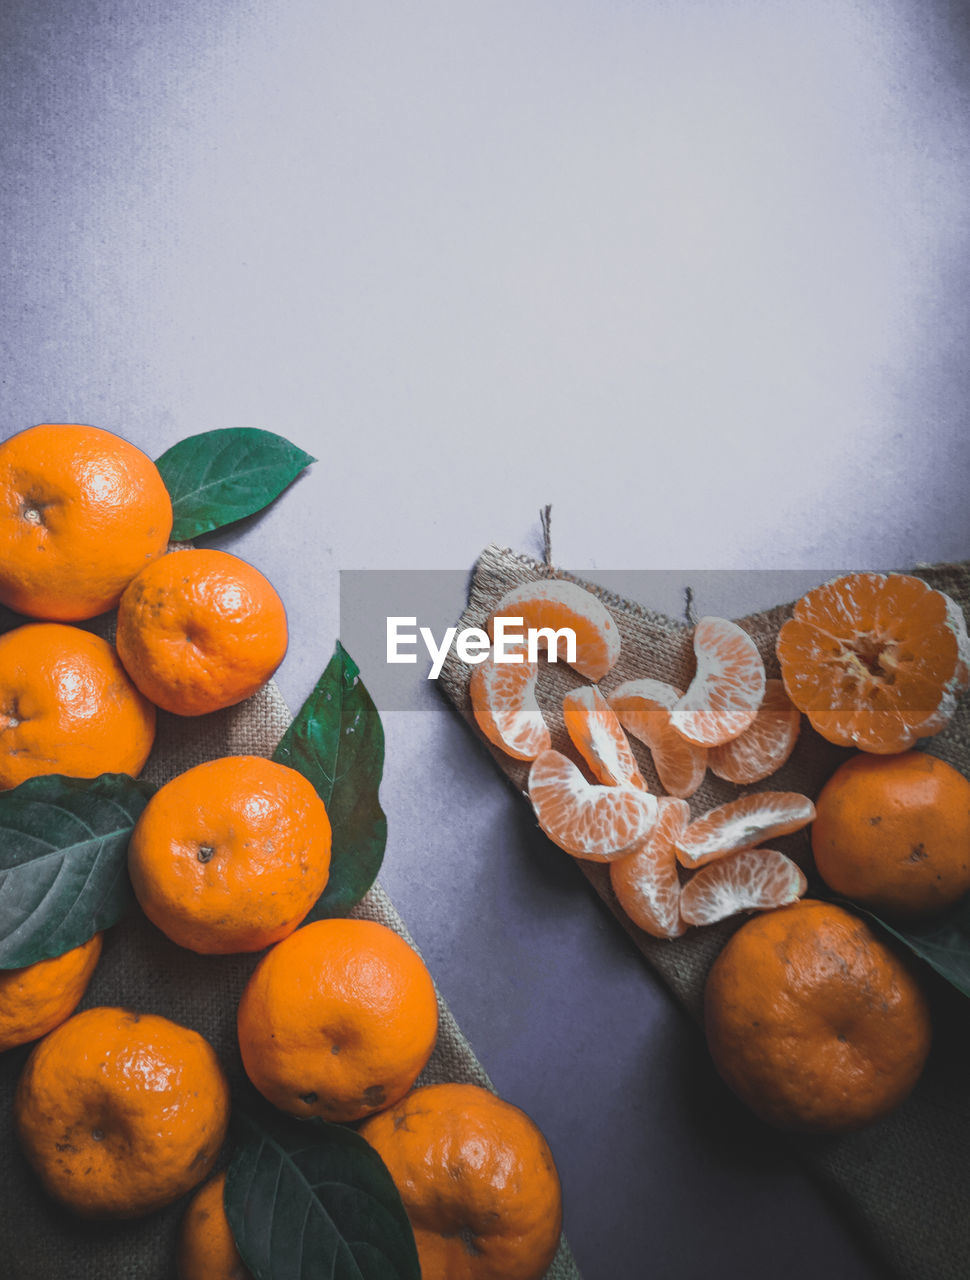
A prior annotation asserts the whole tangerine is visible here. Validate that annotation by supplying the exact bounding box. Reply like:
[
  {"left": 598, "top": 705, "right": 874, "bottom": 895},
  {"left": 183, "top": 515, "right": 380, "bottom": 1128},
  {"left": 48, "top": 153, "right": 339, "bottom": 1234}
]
[
  {"left": 359, "top": 1082, "right": 563, "bottom": 1280},
  {"left": 812, "top": 750, "right": 970, "bottom": 918},
  {"left": 704, "top": 900, "right": 931, "bottom": 1133},
  {"left": 0, "top": 423, "right": 172, "bottom": 621},
  {"left": 0, "top": 933, "right": 103, "bottom": 1053},
  {"left": 128, "top": 755, "right": 331, "bottom": 955},
  {"left": 177, "top": 1171, "right": 253, "bottom": 1280},
  {"left": 116, "top": 548, "right": 288, "bottom": 716},
  {"left": 14, "top": 1006, "right": 230, "bottom": 1217},
  {"left": 237, "top": 918, "right": 439, "bottom": 1124},
  {"left": 0, "top": 623, "right": 156, "bottom": 789}
]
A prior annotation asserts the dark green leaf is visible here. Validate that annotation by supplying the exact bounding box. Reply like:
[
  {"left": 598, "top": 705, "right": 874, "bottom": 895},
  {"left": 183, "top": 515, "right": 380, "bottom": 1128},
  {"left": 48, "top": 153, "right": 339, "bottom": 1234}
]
[
  {"left": 225, "top": 1104, "right": 421, "bottom": 1280},
  {"left": 864, "top": 895, "right": 970, "bottom": 998},
  {"left": 156, "top": 428, "right": 315, "bottom": 540},
  {"left": 274, "top": 643, "right": 386, "bottom": 916},
  {"left": 0, "top": 773, "right": 154, "bottom": 967}
]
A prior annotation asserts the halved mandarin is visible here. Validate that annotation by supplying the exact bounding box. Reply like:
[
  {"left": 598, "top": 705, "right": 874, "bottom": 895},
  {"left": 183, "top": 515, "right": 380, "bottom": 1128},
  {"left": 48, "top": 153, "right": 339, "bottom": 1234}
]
[
  {"left": 669, "top": 617, "right": 765, "bottom": 748},
  {"left": 679, "top": 848, "right": 807, "bottom": 926},
  {"left": 469, "top": 646, "right": 550, "bottom": 761},
  {"left": 562, "top": 686, "right": 645, "bottom": 788},
  {"left": 709, "top": 680, "right": 801, "bottom": 785},
  {"left": 675, "top": 792, "right": 815, "bottom": 869},
  {"left": 528, "top": 750, "right": 656, "bottom": 861},
  {"left": 610, "top": 797, "right": 689, "bottom": 939},
  {"left": 488, "top": 579, "right": 620, "bottom": 681},
  {"left": 607, "top": 679, "right": 707, "bottom": 798},
  {"left": 777, "top": 572, "right": 970, "bottom": 754}
]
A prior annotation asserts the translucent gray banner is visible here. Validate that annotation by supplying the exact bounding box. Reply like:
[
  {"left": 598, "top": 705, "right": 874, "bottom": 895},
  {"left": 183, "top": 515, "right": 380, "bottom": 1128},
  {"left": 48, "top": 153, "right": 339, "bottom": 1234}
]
[{"left": 338, "top": 568, "right": 857, "bottom": 710}]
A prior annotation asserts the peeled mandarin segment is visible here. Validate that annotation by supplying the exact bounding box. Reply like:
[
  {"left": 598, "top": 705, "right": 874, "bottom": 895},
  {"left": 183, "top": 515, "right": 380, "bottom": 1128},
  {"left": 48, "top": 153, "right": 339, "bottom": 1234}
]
[
  {"left": 527, "top": 749, "right": 657, "bottom": 861},
  {"left": 562, "top": 685, "right": 645, "bottom": 788},
  {"left": 607, "top": 678, "right": 707, "bottom": 798},
  {"left": 469, "top": 646, "right": 550, "bottom": 761},
  {"left": 610, "top": 797, "right": 689, "bottom": 939},
  {"left": 675, "top": 791, "right": 816, "bottom": 869},
  {"left": 680, "top": 848, "right": 807, "bottom": 926},
  {"left": 709, "top": 679, "right": 801, "bottom": 784},
  {"left": 487, "top": 578, "right": 620, "bottom": 681},
  {"left": 669, "top": 617, "right": 766, "bottom": 748},
  {"left": 777, "top": 572, "right": 969, "bottom": 753}
]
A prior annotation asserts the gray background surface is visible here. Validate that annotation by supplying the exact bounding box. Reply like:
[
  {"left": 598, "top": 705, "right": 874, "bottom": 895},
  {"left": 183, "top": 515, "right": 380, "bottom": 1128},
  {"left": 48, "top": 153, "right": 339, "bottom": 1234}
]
[{"left": 3, "top": 1, "right": 969, "bottom": 1276}]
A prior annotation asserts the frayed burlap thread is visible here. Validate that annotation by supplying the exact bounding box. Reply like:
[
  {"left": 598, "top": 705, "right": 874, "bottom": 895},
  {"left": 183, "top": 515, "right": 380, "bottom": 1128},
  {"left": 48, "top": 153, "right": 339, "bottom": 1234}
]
[
  {"left": 0, "top": 669, "right": 580, "bottom": 1280},
  {"left": 437, "top": 545, "right": 970, "bottom": 1280}
]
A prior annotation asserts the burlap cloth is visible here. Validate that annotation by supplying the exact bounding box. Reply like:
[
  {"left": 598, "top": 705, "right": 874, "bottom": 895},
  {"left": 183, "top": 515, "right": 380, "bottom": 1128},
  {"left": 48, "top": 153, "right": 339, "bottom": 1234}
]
[
  {"left": 0, "top": 662, "right": 581, "bottom": 1279},
  {"left": 437, "top": 546, "right": 970, "bottom": 1280}
]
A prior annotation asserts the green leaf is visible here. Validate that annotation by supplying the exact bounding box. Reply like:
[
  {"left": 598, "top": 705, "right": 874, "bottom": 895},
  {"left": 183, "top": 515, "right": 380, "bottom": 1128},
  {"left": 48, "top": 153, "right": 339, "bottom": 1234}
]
[
  {"left": 273, "top": 643, "right": 386, "bottom": 917},
  {"left": 0, "top": 773, "right": 154, "bottom": 967},
  {"left": 156, "top": 428, "right": 315, "bottom": 540},
  {"left": 864, "top": 896, "right": 970, "bottom": 998},
  {"left": 225, "top": 1104, "right": 421, "bottom": 1280}
]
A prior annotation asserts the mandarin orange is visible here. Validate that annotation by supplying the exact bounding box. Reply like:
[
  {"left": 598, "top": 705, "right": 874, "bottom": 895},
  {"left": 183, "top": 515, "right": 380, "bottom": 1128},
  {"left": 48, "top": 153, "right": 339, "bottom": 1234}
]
[
  {"left": 0, "top": 423, "right": 171, "bottom": 620},
  {"left": 116, "top": 548, "right": 288, "bottom": 716},
  {"left": 704, "top": 900, "right": 931, "bottom": 1132},
  {"left": 237, "top": 918, "right": 439, "bottom": 1124},
  {"left": 15, "top": 1006, "right": 230, "bottom": 1217},
  {"left": 0, "top": 623, "right": 155, "bottom": 789},
  {"left": 128, "top": 755, "right": 331, "bottom": 955},
  {"left": 359, "top": 1082, "right": 562, "bottom": 1280}
]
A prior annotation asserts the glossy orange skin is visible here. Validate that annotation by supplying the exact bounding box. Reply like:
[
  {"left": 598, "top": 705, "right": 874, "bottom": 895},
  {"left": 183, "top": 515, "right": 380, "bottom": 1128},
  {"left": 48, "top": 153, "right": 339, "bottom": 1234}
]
[
  {"left": 237, "top": 919, "right": 439, "bottom": 1123},
  {"left": 0, "top": 933, "right": 102, "bottom": 1052},
  {"left": 116, "top": 548, "right": 288, "bottom": 716},
  {"left": 359, "top": 1083, "right": 563, "bottom": 1280},
  {"left": 129, "top": 756, "right": 331, "bottom": 955},
  {"left": 705, "top": 900, "right": 931, "bottom": 1133},
  {"left": 812, "top": 750, "right": 970, "bottom": 919},
  {"left": 0, "top": 423, "right": 172, "bottom": 620},
  {"left": 0, "top": 623, "right": 156, "bottom": 789},
  {"left": 15, "top": 1006, "right": 230, "bottom": 1217},
  {"left": 177, "top": 1172, "right": 253, "bottom": 1280}
]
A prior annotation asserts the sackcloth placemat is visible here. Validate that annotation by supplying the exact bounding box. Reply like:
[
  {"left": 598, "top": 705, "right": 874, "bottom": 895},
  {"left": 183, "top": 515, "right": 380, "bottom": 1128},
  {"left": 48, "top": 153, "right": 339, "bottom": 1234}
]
[
  {"left": 0, "top": 645, "right": 581, "bottom": 1279},
  {"left": 437, "top": 544, "right": 970, "bottom": 1280}
]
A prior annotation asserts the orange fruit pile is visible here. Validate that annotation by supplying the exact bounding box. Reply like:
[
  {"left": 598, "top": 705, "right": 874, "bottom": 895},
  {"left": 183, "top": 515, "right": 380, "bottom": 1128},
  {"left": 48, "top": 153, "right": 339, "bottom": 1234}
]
[
  {"left": 0, "top": 420, "right": 565, "bottom": 1278},
  {"left": 466, "top": 570, "right": 970, "bottom": 1139},
  {"left": 474, "top": 570, "right": 970, "bottom": 943}
]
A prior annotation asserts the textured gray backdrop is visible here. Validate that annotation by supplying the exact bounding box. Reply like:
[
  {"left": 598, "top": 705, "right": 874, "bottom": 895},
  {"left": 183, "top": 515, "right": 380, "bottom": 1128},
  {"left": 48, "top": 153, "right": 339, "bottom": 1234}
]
[{"left": 2, "top": 1, "right": 969, "bottom": 1276}]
